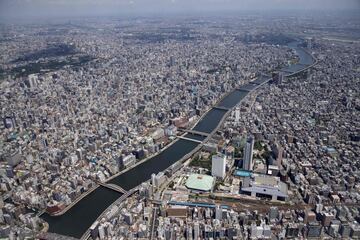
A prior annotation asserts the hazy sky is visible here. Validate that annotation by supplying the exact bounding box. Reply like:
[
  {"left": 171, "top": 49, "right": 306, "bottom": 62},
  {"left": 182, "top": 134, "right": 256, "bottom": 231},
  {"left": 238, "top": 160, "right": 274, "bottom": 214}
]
[{"left": 1, "top": 0, "right": 359, "bottom": 19}]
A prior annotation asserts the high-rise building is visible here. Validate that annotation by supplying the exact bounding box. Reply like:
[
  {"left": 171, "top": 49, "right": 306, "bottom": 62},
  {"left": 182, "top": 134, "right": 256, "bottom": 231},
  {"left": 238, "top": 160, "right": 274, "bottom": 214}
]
[
  {"left": 269, "top": 207, "right": 279, "bottom": 221},
  {"left": 90, "top": 221, "right": 99, "bottom": 240},
  {"left": 211, "top": 153, "right": 226, "bottom": 179},
  {"left": 27, "top": 74, "right": 39, "bottom": 89},
  {"left": 169, "top": 56, "right": 175, "bottom": 67},
  {"left": 243, "top": 136, "right": 254, "bottom": 171},
  {"left": 278, "top": 72, "right": 284, "bottom": 84},
  {"left": 215, "top": 206, "right": 223, "bottom": 220},
  {"left": 271, "top": 142, "right": 283, "bottom": 166},
  {"left": 272, "top": 72, "right": 285, "bottom": 84},
  {"left": 98, "top": 224, "right": 105, "bottom": 240},
  {"left": 194, "top": 222, "right": 200, "bottom": 239},
  {"left": 234, "top": 107, "right": 240, "bottom": 123},
  {"left": 151, "top": 173, "right": 156, "bottom": 189}
]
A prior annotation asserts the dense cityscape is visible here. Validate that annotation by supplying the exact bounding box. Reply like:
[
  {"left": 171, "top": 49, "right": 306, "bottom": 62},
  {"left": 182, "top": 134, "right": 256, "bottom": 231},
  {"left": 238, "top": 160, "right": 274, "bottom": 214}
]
[{"left": 0, "top": 1, "right": 360, "bottom": 240}]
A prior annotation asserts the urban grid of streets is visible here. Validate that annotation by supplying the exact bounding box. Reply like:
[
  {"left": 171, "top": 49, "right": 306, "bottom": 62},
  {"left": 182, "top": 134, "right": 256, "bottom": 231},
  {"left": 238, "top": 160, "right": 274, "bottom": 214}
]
[{"left": 0, "top": 12, "right": 360, "bottom": 240}]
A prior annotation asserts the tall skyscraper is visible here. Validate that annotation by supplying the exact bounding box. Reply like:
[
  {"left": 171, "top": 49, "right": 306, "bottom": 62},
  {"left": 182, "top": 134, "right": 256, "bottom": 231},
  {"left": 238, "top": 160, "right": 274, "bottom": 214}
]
[
  {"left": 243, "top": 136, "right": 254, "bottom": 171},
  {"left": 151, "top": 173, "right": 156, "bottom": 191},
  {"left": 234, "top": 107, "right": 240, "bottom": 123},
  {"left": 28, "top": 74, "right": 39, "bottom": 89},
  {"left": 272, "top": 72, "right": 285, "bottom": 84},
  {"left": 169, "top": 56, "right": 175, "bottom": 67},
  {"left": 212, "top": 153, "right": 226, "bottom": 179},
  {"left": 278, "top": 72, "right": 284, "bottom": 84}
]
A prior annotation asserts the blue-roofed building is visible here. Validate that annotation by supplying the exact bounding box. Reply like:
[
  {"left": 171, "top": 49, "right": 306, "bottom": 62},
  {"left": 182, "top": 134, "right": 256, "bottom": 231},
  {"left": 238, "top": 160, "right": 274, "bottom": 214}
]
[{"left": 234, "top": 170, "right": 252, "bottom": 178}]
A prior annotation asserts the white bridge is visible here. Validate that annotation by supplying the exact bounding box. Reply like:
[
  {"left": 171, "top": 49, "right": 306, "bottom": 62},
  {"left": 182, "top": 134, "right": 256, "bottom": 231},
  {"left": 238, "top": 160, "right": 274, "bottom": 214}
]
[
  {"left": 178, "top": 129, "right": 210, "bottom": 137},
  {"left": 177, "top": 136, "right": 203, "bottom": 144}
]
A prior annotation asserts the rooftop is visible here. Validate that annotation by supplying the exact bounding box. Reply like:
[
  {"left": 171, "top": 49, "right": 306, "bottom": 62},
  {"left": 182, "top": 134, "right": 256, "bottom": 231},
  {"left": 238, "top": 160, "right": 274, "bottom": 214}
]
[
  {"left": 234, "top": 170, "right": 252, "bottom": 177},
  {"left": 185, "top": 174, "right": 215, "bottom": 192},
  {"left": 242, "top": 174, "right": 288, "bottom": 198}
]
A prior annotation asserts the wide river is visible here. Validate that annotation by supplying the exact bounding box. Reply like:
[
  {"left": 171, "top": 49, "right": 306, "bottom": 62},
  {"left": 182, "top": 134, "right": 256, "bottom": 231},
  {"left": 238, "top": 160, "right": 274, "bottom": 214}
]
[{"left": 41, "top": 40, "right": 315, "bottom": 238}]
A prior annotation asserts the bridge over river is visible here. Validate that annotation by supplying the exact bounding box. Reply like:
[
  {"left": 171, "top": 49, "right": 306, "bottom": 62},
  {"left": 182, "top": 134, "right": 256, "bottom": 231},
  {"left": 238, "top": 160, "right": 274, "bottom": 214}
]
[{"left": 41, "top": 40, "right": 317, "bottom": 239}]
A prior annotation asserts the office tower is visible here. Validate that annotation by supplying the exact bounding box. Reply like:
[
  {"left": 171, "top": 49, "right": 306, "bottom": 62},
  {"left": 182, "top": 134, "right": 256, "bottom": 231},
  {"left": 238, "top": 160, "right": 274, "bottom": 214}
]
[
  {"left": 90, "top": 222, "right": 99, "bottom": 239},
  {"left": 211, "top": 153, "right": 226, "bottom": 179},
  {"left": 151, "top": 173, "right": 156, "bottom": 189},
  {"left": 243, "top": 136, "right": 254, "bottom": 171},
  {"left": 272, "top": 72, "right": 284, "bottom": 84},
  {"left": 278, "top": 72, "right": 284, "bottom": 84},
  {"left": 234, "top": 107, "right": 240, "bottom": 123},
  {"left": 194, "top": 222, "right": 200, "bottom": 239},
  {"left": 98, "top": 224, "right": 105, "bottom": 240},
  {"left": 271, "top": 143, "right": 283, "bottom": 166},
  {"left": 215, "top": 206, "right": 222, "bottom": 220},
  {"left": 169, "top": 56, "right": 175, "bottom": 67},
  {"left": 269, "top": 207, "right": 279, "bottom": 221},
  {"left": 28, "top": 74, "right": 38, "bottom": 89},
  {"left": 124, "top": 212, "right": 133, "bottom": 225}
]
